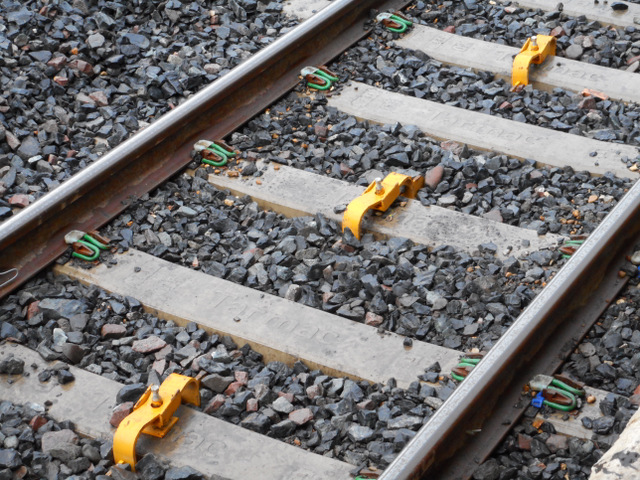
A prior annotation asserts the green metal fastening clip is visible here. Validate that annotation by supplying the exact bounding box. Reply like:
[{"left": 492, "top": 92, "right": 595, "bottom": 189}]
[
  {"left": 451, "top": 353, "right": 483, "bottom": 382},
  {"left": 376, "top": 12, "right": 413, "bottom": 33},
  {"left": 560, "top": 235, "right": 587, "bottom": 259},
  {"left": 353, "top": 469, "right": 380, "bottom": 479},
  {"left": 64, "top": 230, "right": 110, "bottom": 262},
  {"left": 300, "top": 66, "right": 339, "bottom": 91},
  {"left": 193, "top": 140, "right": 237, "bottom": 167},
  {"left": 530, "top": 374, "right": 585, "bottom": 412}
]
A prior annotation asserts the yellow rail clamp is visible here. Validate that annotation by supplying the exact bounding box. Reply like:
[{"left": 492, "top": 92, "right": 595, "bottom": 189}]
[
  {"left": 342, "top": 172, "right": 424, "bottom": 240},
  {"left": 113, "top": 374, "right": 200, "bottom": 470},
  {"left": 512, "top": 35, "right": 556, "bottom": 87}
]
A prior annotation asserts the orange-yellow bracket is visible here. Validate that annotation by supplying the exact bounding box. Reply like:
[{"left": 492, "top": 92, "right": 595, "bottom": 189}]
[
  {"left": 342, "top": 172, "right": 424, "bottom": 240},
  {"left": 113, "top": 374, "right": 200, "bottom": 470},
  {"left": 512, "top": 35, "right": 556, "bottom": 87}
]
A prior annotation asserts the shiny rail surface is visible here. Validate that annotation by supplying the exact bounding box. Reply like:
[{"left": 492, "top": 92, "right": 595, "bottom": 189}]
[
  {"left": 0, "top": 0, "right": 408, "bottom": 299},
  {"left": 2, "top": 2, "right": 639, "bottom": 479},
  {"left": 381, "top": 179, "right": 640, "bottom": 479}
]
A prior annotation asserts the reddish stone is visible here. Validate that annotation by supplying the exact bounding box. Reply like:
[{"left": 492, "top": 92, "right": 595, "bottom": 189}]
[
  {"left": 340, "top": 162, "right": 354, "bottom": 176},
  {"left": 29, "top": 415, "right": 48, "bottom": 431},
  {"left": 289, "top": 408, "right": 314, "bottom": 425},
  {"left": 132, "top": 335, "right": 167, "bottom": 353},
  {"left": 314, "top": 124, "right": 328, "bottom": 138},
  {"left": 224, "top": 381, "right": 243, "bottom": 396},
  {"left": 68, "top": 59, "right": 93, "bottom": 74},
  {"left": 633, "top": 384, "right": 640, "bottom": 396},
  {"left": 332, "top": 239, "right": 355, "bottom": 253},
  {"left": 323, "top": 265, "right": 333, "bottom": 281},
  {"left": 627, "top": 54, "right": 640, "bottom": 65},
  {"left": 204, "top": 394, "right": 226, "bottom": 413},
  {"left": 246, "top": 398, "right": 259, "bottom": 412},
  {"left": 234, "top": 370, "right": 249, "bottom": 386},
  {"left": 278, "top": 392, "right": 294, "bottom": 403},
  {"left": 47, "top": 55, "right": 68, "bottom": 70},
  {"left": 89, "top": 91, "right": 109, "bottom": 106},
  {"left": 101, "top": 324, "right": 126, "bottom": 339},
  {"left": 578, "top": 96, "right": 596, "bottom": 110},
  {"left": 424, "top": 165, "right": 444, "bottom": 189},
  {"left": 5, "top": 130, "right": 20, "bottom": 150},
  {"left": 629, "top": 393, "right": 640, "bottom": 406},
  {"left": 443, "top": 25, "right": 455, "bottom": 33},
  {"left": 190, "top": 355, "right": 206, "bottom": 371},
  {"left": 582, "top": 88, "right": 608, "bottom": 100},
  {"left": 498, "top": 101, "right": 513, "bottom": 110},
  {"left": 357, "top": 399, "right": 376, "bottom": 410},
  {"left": 365, "top": 312, "right": 384, "bottom": 327},
  {"left": 13, "top": 466, "right": 27, "bottom": 479},
  {"left": 109, "top": 402, "right": 134, "bottom": 427},
  {"left": 26, "top": 301, "right": 39, "bottom": 320},
  {"left": 152, "top": 359, "right": 166, "bottom": 375},
  {"left": 9, "top": 194, "right": 30, "bottom": 208},
  {"left": 517, "top": 433, "right": 532, "bottom": 451},
  {"left": 53, "top": 76, "right": 68, "bottom": 86},
  {"left": 465, "top": 183, "right": 478, "bottom": 190},
  {"left": 440, "top": 140, "right": 463, "bottom": 154},
  {"left": 322, "top": 292, "right": 335, "bottom": 304},
  {"left": 306, "top": 385, "right": 322, "bottom": 400},
  {"left": 550, "top": 26, "right": 565, "bottom": 37},
  {"left": 546, "top": 434, "right": 568, "bottom": 453},
  {"left": 154, "top": 344, "right": 172, "bottom": 360}
]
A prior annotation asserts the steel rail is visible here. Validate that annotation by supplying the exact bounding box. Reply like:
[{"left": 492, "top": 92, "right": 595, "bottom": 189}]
[
  {"left": 0, "top": 0, "right": 409, "bottom": 298},
  {"left": 380, "top": 179, "right": 640, "bottom": 479}
]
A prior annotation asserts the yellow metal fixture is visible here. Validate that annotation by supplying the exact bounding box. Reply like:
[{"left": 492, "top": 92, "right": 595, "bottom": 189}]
[
  {"left": 342, "top": 172, "right": 424, "bottom": 239},
  {"left": 512, "top": 35, "right": 556, "bottom": 87},
  {"left": 113, "top": 374, "right": 200, "bottom": 470}
]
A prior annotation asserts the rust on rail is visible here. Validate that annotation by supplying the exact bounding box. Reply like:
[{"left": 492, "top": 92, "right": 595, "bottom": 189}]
[
  {"left": 0, "top": 0, "right": 411, "bottom": 298},
  {"left": 380, "top": 179, "right": 640, "bottom": 479}
]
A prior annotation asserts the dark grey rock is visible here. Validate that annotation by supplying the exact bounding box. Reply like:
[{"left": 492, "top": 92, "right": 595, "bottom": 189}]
[
  {"left": 0, "top": 449, "right": 21, "bottom": 469},
  {"left": 164, "top": 466, "right": 205, "bottom": 480},
  {"left": 0, "top": 357, "right": 24, "bottom": 375},
  {"left": 116, "top": 383, "right": 147, "bottom": 403}
]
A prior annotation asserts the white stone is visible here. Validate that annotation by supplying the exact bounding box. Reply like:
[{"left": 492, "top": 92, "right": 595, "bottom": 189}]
[{"left": 590, "top": 407, "right": 640, "bottom": 479}]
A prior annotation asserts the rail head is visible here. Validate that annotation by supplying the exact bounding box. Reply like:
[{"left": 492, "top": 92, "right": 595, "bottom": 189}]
[
  {"left": 380, "top": 177, "right": 640, "bottom": 479},
  {"left": 0, "top": 0, "right": 410, "bottom": 298}
]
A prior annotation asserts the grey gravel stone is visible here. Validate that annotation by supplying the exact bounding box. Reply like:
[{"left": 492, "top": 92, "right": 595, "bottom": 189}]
[{"left": 565, "top": 43, "right": 584, "bottom": 59}]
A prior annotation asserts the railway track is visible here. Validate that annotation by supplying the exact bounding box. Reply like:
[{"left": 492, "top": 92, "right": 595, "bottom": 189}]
[{"left": 2, "top": 0, "right": 640, "bottom": 479}]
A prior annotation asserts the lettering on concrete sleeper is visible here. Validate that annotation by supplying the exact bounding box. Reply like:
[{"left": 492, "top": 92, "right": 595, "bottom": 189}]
[
  {"left": 353, "top": 88, "right": 379, "bottom": 108},
  {"left": 150, "top": 272, "right": 344, "bottom": 347},
  {"left": 425, "top": 111, "right": 545, "bottom": 144},
  {"left": 538, "top": 60, "right": 607, "bottom": 82},
  {"left": 265, "top": 316, "right": 340, "bottom": 345},
  {"left": 165, "top": 424, "right": 223, "bottom": 462},
  {"left": 353, "top": 89, "right": 547, "bottom": 146},
  {"left": 1, "top": 376, "right": 57, "bottom": 395}
]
